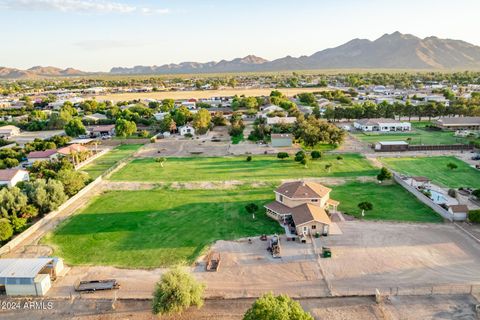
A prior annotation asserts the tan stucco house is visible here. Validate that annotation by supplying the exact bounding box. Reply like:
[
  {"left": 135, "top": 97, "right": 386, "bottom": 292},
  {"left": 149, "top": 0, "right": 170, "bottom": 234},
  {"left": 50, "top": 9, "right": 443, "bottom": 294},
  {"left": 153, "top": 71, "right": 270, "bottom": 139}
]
[{"left": 265, "top": 181, "right": 339, "bottom": 237}]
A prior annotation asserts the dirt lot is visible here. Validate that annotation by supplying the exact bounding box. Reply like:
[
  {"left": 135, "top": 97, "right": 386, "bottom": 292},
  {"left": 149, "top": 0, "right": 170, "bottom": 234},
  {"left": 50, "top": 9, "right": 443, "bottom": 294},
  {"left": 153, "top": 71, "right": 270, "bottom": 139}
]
[
  {"left": 94, "top": 87, "right": 323, "bottom": 102},
  {"left": 138, "top": 126, "right": 300, "bottom": 157},
  {"left": 2, "top": 295, "right": 478, "bottom": 320},
  {"left": 41, "top": 221, "right": 480, "bottom": 303},
  {"left": 317, "top": 222, "right": 480, "bottom": 296}
]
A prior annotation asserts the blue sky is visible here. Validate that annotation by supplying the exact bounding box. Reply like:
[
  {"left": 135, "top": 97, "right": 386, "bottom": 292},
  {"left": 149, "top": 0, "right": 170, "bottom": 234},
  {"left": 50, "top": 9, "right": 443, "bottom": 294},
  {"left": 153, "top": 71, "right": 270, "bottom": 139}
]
[{"left": 0, "top": 0, "right": 478, "bottom": 71}]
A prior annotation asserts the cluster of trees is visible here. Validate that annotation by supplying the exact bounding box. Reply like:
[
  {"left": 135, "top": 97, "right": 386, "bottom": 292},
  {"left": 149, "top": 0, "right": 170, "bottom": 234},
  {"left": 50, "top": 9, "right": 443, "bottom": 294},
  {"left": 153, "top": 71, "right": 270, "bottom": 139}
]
[
  {"left": 229, "top": 112, "right": 245, "bottom": 137},
  {"left": 325, "top": 100, "right": 480, "bottom": 122},
  {"left": 294, "top": 116, "right": 345, "bottom": 147},
  {"left": 0, "top": 156, "right": 90, "bottom": 242}
]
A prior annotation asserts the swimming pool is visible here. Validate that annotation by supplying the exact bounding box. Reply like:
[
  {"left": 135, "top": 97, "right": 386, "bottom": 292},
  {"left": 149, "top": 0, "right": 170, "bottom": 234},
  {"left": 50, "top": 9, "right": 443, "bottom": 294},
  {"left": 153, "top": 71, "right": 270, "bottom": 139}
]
[{"left": 427, "top": 189, "right": 447, "bottom": 204}]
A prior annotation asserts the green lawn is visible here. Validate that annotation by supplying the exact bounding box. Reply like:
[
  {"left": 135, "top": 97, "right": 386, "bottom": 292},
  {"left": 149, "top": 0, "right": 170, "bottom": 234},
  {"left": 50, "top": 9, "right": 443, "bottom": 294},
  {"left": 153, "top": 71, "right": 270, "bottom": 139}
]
[
  {"left": 82, "top": 144, "right": 143, "bottom": 179},
  {"left": 381, "top": 156, "right": 480, "bottom": 189},
  {"left": 352, "top": 121, "right": 470, "bottom": 145},
  {"left": 43, "top": 187, "right": 283, "bottom": 268},
  {"left": 43, "top": 179, "right": 442, "bottom": 268},
  {"left": 110, "top": 153, "right": 378, "bottom": 182},
  {"left": 331, "top": 181, "right": 442, "bottom": 222}
]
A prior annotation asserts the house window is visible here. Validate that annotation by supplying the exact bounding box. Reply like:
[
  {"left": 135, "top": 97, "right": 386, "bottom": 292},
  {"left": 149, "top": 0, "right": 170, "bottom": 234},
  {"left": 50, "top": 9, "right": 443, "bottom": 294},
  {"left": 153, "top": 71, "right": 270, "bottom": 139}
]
[
  {"left": 312, "top": 225, "right": 316, "bottom": 230},
  {"left": 311, "top": 199, "right": 318, "bottom": 202},
  {"left": 279, "top": 195, "right": 283, "bottom": 203},
  {"left": 303, "top": 226, "right": 308, "bottom": 232}
]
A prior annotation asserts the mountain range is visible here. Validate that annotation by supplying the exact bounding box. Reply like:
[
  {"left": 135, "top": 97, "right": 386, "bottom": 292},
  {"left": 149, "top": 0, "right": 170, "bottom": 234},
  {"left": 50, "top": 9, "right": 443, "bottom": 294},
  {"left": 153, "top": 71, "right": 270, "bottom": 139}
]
[{"left": 3, "top": 32, "right": 480, "bottom": 79}]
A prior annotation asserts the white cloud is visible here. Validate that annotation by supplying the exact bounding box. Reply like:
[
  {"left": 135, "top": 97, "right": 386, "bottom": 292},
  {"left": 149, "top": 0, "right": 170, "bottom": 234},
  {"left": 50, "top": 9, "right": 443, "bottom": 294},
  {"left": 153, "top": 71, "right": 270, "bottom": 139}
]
[{"left": 0, "top": 0, "right": 170, "bottom": 15}]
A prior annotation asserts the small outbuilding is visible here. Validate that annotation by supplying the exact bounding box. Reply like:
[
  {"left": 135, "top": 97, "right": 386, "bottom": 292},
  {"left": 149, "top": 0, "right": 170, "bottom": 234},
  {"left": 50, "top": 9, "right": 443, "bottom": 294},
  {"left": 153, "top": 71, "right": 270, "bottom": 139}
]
[
  {"left": 271, "top": 134, "right": 293, "bottom": 148},
  {"left": 179, "top": 125, "right": 195, "bottom": 136},
  {"left": 448, "top": 205, "right": 468, "bottom": 221},
  {"left": 0, "top": 258, "right": 64, "bottom": 296},
  {"left": 374, "top": 141, "right": 409, "bottom": 152}
]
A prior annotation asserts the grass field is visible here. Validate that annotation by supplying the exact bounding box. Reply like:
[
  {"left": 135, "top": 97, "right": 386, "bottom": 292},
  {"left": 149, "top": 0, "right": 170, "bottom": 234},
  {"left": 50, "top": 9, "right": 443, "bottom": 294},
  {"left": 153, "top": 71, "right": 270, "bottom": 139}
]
[
  {"left": 331, "top": 182, "right": 443, "bottom": 222},
  {"left": 82, "top": 144, "right": 143, "bottom": 179},
  {"left": 352, "top": 122, "right": 470, "bottom": 145},
  {"left": 43, "top": 187, "right": 283, "bottom": 268},
  {"left": 44, "top": 179, "right": 441, "bottom": 268},
  {"left": 110, "top": 153, "right": 378, "bottom": 182},
  {"left": 381, "top": 156, "right": 480, "bottom": 189}
]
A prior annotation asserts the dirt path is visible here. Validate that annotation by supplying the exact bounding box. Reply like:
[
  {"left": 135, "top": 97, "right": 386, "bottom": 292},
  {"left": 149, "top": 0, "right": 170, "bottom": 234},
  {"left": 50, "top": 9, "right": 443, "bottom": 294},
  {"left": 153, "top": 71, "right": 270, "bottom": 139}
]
[{"left": 3, "top": 294, "right": 478, "bottom": 320}]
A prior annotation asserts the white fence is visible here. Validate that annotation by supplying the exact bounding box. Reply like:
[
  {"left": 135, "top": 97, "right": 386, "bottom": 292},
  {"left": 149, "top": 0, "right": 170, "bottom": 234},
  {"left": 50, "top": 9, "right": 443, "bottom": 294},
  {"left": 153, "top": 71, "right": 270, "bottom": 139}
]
[
  {"left": 393, "top": 173, "right": 454, "bottom": 222},
  {"left": 75, "top": 148, "right": 109, "bottom": 170}
]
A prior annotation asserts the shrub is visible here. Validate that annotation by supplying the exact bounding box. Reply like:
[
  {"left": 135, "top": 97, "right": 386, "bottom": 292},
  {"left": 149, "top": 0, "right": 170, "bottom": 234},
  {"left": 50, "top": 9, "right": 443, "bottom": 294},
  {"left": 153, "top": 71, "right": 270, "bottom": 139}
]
[
  {"left": 472, "top": 189, "right": 480, "bottom": 198},
  {"left": 152, "top": 268, "right": 205, "bottom": 315},
  {"left": 468, "top": 210, "right": 480, "bottom": 223},
  {"left": 448, "top": 189, "right": 457, "bottom": 198},
  {"left": 243, "top": 293, "right": 313, "bottom": 320},
  {"left": 377, "top": 167, "right": 392, "bottom": 182},
  {"left": 294, "top": 151, "right": 305, "bottom": 162},
  {"left": 447, "top": 162, "right": 458, "bottom": 170},
  {"left": 277, "top": 152, "right": 289, "bottom": 159},
  {"left": 246, "top": 156, "right": 252, "bottom": 162},
  {"left": 139, "top": 130, "right": 149, "bottom": 138},
  {"left": 336, "top": 155, "right": 343, "bottom": 160},
  {"left": 245, "top": 203, "right": 259, "bottom": 214},
  {"left": 0, "top": 219, "right": 13, "bottom": 241},
  {"left": 311, "top": 151, "right": 321, "bottom": 159}
]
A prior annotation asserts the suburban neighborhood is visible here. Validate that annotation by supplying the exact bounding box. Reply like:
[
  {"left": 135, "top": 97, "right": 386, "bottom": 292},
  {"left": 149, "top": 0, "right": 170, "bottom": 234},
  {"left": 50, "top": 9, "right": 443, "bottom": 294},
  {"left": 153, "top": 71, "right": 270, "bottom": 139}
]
[{"left": 1, "top": 1, "right": 480, "bottom": 319}]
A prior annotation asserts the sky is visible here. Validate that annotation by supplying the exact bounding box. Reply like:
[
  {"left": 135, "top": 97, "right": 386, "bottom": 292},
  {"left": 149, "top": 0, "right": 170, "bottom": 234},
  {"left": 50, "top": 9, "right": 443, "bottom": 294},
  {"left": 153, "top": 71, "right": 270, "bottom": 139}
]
[{"left": 0, "top": 0, "right": 479, "bottom": 72}]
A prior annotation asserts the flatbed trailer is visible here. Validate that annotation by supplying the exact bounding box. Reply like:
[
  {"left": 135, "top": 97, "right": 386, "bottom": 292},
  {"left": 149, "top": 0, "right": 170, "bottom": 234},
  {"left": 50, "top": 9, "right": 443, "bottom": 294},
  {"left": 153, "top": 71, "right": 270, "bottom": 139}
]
[{"left": 75, "top": 279, "right": 120, "bottom": 292}]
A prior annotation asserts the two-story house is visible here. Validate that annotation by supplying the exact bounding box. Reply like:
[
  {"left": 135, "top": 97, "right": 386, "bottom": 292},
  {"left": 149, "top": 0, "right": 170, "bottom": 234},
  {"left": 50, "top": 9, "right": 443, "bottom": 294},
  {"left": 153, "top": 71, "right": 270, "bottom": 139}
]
[{"left": 264, "top": 181, "right": 339, "bottom": 237}]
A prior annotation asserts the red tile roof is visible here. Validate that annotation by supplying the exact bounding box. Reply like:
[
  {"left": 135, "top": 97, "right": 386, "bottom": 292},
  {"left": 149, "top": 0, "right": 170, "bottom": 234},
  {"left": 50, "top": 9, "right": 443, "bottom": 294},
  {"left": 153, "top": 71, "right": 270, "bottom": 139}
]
[{"left": 27, "top": 149, "right": 57, "bottom": 158}]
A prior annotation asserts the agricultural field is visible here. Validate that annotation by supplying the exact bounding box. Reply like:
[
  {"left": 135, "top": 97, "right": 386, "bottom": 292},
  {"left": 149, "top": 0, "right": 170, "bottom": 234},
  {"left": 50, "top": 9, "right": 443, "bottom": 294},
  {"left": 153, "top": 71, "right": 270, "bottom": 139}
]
[
  {"left": 381, "top": 156, "right": 480, "bottom": 189},
  {"left": 42, "top": 187, "right": 283, "bottom": 268},
  {"left": 331, "top": 182, "right": 443, "bottom": 222},
  {"left": 81, "top": 144, "right": 143, "bottom": 179},
  {"left": 110, "top": 153, "right": 378, "bottom": 183},
  {"left": 352, "top": 122, "right": 473, "bottom": 145}
]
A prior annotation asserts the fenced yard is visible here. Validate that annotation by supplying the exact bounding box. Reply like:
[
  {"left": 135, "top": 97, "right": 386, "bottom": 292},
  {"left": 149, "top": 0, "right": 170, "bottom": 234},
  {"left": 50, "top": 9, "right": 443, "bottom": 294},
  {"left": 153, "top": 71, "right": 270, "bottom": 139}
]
[{"left": 381, "top": 156, "right": 480, "bottom": 189}]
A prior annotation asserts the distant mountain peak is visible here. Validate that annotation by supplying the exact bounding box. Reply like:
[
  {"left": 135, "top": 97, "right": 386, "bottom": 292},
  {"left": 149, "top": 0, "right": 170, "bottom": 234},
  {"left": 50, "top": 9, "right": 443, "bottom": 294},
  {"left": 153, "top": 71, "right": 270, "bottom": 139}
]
[{"left": 2, "top": 32, "right": 480, "bottom": 79}]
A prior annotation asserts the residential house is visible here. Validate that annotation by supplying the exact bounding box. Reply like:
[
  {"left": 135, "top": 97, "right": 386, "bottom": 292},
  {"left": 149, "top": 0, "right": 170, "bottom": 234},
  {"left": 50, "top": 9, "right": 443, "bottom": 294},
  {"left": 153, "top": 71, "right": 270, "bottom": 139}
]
[
  {"left": 264, "top": 181, "right": 339, "bottom": 237},
  {"left": 266, "top": 117, "right": 297, "bottom": 126},
  {"left": 27, "top": 149, "right": 59, "bottom": 164},
  {"left": 57, "top": 144, "right": 90, "bottom": 157},
  {"left": 424, "top": 95, "right": 450, "bottom": 106},
  {"left": 271, "top": 134, "right": 293, "bottom": 147},
  {"left": 0, "top": 169, "right": 29, "bottom": 187},
  {"left": 86, "top": 125, "right": 115, "bottom": 137},
  {"left": 258, "top": 105, "right": 284, "bottom": 118},
  {"left": 433, "top": 117, "right": 480, "bottom": 131},
  {"left": 82, "top": 113, "right": 107, "bottom": 123},
  {"left": 154, "top": 112, "right": 170, "bottom": 121},
  {"left": 354, "top": 118, "right": 411, "bottom": 132},
  {"left": 179, "top": 125, "right": 195, "bottom": 136},
  {"left": 0, "top": 125, "right": 20, "bottom": 140}
]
